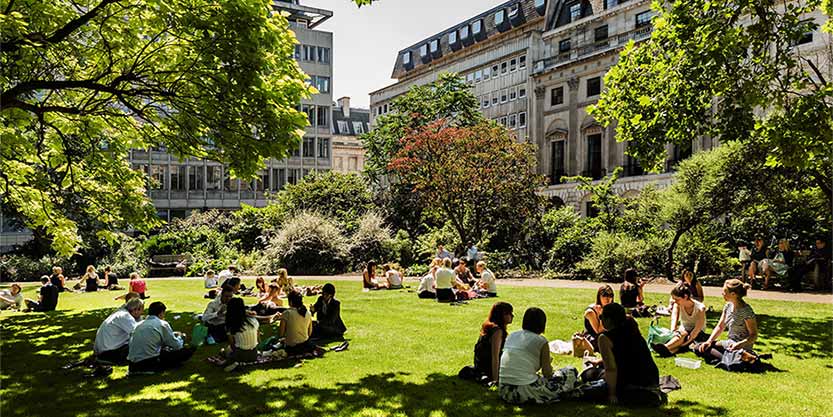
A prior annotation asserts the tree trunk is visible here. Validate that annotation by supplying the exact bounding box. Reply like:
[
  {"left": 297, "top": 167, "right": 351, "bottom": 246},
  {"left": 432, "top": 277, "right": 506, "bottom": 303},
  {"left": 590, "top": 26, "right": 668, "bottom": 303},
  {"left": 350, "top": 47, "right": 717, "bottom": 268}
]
[{"left": 666, "top": 229, "right": 687, "bottom": 282}]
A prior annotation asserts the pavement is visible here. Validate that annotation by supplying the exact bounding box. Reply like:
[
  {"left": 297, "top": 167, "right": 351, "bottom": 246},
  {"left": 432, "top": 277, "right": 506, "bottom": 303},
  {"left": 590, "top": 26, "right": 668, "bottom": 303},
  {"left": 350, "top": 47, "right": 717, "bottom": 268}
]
[{"left": 143, "top": 274, "right": 833, "bottom": 304}]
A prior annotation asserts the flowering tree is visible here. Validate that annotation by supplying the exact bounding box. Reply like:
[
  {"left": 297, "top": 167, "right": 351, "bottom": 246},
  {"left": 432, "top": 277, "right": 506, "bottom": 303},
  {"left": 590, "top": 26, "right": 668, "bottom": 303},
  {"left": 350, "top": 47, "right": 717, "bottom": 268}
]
[{"left": 389, "top": 120, "right": 543, "bottom": 247}]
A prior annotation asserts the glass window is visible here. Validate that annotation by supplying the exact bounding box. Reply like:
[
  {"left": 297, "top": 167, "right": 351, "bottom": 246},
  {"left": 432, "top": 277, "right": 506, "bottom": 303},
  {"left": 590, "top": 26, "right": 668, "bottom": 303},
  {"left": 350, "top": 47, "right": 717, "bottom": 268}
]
[
  {"left": 294, "top": 45, "right": 302, "bottom": 60},
  {"left": 551, "top": 86, "right": 564, "bottom": 105},
  {"left": 318, "top": 138, "right": 330, "bottom": 158},
  {"left": 794, "top": 32, "right": 814, "bottom": 46},
  {"left": 587, "top": 77, "right": 601, "bottom": 97},
  {"left": 483, "top": 97, "right": 489, "bottom": 108},
  {"left": 318, "top": 47, "right": 330, "bottom": 64},
  {"left": 316, "top": 106, "right": 329, "bottom": 127},
  {"left": 287, "top": 168, "right": 300, "bottom": 185},
  {"left": 223, "top": 168, "right": 239, "bottom": 192},
  {"left": 519, "top": 55, "right": 526, "bottom": 69},
  {"left": 500, "top": 89, "right": 508, "bottom": 103},
  {"left": 499, "top": 116, "right": 507, "bottom": 126},
  {"left": 519, "top": 112, "right": 526, "bottom": 127},
  {"left": 535, "top": 0, "right": 546, "bottom": 8},
  {"left": 483, "top": 66, "right": 491, "bottom": 80},
  {"left": 587, "top": 134, "right": 603, "bottom": 179},
  {"left": 495, "top": 9, "right": 505, "bottom": 26},
  {"left": 509, "top": 114, "right": 517, "bottom": 129},
  {"left": 519, "top": 87, "right": 526, "bottom": 98},
  {"left": 353, "top": 121, "right": 364, "bottom": 134},
  {"left": 460, "top": 25, "right": 470, "bottom": 39},
  {"left": 402, "top": 51, "right": 411, "bottom": 65},
  {"left": 271, "top": 168, "right": 285, "bottom": 191},
  {"left": 315, "top": 76, "right": 330, "bottom": 93},
  {"left": 170, "top": 165, "right": 186, "bottom": 191},
  {"left": 475, "top": 69, "right": 482, "bottom": 82},
  {"left": 551, "top": 140, "right": 565, "bottom": 182},
  {"left": 150, "top": 165, "right": 167, "bottom": 190},
  {"left": 510, "top": 58, "right": 517, "bottom": 72},
  {"left": 420, "top": 44, "right": 428, "bottom": 57},
  {"left": 492, "top": 95, "right": 498, "bottom": 105},
  {"left": 559, "top": 39, "right": 571, "bottom": 53},
  {"left": 466, "top": 73, "right": 475, "bottom": 83},
  {"left": 472, "top": 19, "right": 483, "bottom": 34},
  {"left": 595, "top": 25, "right": 608, "bottom": 42},
  {"left": 188, "top": 165, "right": 204, "bottom": 191},
  {"left": 492, "top": 64, "right": 499, "bottom": 75},
  {"left": 430, "top": 39, "right": 439, "bottom": 53},
  {"left": 510, "top": 88, "right": 517, "bottom": 101},
  {"left": 570, "top": 2, "right": 582, "bottom": 21},
  {"left": 501, "top": 62, "right": 508, "bottom": 74},
  {"left": 449, "top": 30, "right": 457, "bottom": 44},
  {"left": 635, "top": 11, "right": 654, "bottom": 28},
  {"left": 337, "top": 120, "right": 349, "bottom": 133},
  {"left": 206, "top": 165, "right": 221, "bottom": 190},
  {"left": 303, "top": 137, "right": 315, "bottom": 157},
  {"left": 509, "top": 4, "right": 519, "bottom": 18}
]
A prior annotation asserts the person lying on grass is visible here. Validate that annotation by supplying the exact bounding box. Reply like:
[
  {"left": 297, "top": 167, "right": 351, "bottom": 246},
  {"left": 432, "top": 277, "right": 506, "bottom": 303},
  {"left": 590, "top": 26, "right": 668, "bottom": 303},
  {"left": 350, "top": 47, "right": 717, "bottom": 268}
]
[
  {"left": 652, "top": 283, "right": 707, "bottom": 357},
  {"left": 694, "top": 279, "right": 758, "bottom": 363}
]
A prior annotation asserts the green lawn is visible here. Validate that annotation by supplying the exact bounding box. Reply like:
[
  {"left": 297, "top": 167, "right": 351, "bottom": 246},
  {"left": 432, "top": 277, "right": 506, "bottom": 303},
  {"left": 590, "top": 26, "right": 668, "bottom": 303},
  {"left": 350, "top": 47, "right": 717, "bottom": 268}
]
[{"left": 1, "top": 279, "right": 831, "bottom": 417}]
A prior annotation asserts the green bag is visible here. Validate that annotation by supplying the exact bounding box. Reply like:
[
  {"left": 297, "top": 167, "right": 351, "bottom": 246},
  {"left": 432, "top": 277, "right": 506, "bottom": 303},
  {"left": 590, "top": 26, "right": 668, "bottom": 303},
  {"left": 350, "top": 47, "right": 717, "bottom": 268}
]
[
  {"left": 191, "top": 323, "right": 209, "bottom": 347},
  {"left": 647, "top": 318, "right": 674, "bottom": 350}
]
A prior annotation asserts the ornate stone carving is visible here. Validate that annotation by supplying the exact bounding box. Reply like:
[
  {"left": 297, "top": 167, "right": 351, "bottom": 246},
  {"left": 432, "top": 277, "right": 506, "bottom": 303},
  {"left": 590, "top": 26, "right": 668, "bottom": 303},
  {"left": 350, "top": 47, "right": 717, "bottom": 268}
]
[{"left": 567, "top": 76, "right": 579, "bottom": 91}]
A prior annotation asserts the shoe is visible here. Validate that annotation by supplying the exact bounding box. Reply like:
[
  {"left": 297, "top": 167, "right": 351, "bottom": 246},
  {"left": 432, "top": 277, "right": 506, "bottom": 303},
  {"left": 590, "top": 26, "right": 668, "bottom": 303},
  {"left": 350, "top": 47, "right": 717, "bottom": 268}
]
[
  {"left": 331, "top": 341, "right": 349, "bottom": 352},
  {"left": 652, "top": 344, "right": 674, "bottom": 357},
  {"left": 224, "top": 362, "right": 239, "bottom": 372}
]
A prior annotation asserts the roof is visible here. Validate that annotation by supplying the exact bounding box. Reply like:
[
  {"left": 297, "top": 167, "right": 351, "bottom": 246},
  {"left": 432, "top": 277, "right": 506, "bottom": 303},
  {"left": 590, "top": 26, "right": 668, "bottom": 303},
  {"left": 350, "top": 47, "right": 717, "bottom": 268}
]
[{"left": 332, "top": 107, "right": 370, "bottom": 136}]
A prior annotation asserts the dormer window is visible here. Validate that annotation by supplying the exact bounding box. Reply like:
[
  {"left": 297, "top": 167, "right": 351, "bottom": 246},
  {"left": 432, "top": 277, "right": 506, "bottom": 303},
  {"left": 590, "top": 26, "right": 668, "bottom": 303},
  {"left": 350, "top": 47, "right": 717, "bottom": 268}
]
[
  {"left": 460, "top": 25, "right": 470, "bottom": 39},
  {"left": 472, "top": 19, "right": 483, "bottom": 35},
  {"left": 569, "top": 3, "right": 582, "bottom": 22},
  {"left": 419, "top": 44, "right": 428, "bottom": 57},
  {"left": 495, "top": 9, "right": 506, "bottom": 26},
  {"left": 508, "top": 4, "right": 519, "bottom": 18},
  {"left": 402, "top": 51, "right": 411, "bottom": 65},
  {"left": 430, "top": 39, "right": 439, "bottom": 53}
]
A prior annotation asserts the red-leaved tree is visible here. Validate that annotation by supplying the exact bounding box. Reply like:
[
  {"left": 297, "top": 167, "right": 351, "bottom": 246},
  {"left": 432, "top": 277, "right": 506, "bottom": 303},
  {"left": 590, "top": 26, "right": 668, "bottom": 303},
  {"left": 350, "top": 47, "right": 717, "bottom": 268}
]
[{"left": 389, "top": 120, "right": 544, "bottom": 247}]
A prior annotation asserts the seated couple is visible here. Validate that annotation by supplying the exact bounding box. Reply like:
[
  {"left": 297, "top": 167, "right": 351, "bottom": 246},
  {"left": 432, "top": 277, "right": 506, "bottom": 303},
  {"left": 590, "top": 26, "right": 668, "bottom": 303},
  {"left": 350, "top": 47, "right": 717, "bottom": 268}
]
[
  {"left": 77, "top": 265, "right": 123, "bottom": 292},
  {"left": 423, "top": 258, "right": 497, "bottom": 302},
  {"left": 362, "top": 261, "right": 404, "bottom": 290}
]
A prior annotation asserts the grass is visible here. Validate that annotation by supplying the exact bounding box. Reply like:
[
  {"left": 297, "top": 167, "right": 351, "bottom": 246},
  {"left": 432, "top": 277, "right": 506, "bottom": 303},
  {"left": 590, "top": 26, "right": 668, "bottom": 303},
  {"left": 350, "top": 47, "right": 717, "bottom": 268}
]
[{"left": 1, "top": 278, "right": 831, "bottom": 417}]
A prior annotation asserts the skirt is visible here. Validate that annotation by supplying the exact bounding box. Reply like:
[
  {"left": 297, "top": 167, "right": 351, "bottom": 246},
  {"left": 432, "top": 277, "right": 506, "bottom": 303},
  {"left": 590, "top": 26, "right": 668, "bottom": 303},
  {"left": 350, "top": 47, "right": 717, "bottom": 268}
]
[{"left": 499, "top": 366, "right": 582, "bottom": 404}]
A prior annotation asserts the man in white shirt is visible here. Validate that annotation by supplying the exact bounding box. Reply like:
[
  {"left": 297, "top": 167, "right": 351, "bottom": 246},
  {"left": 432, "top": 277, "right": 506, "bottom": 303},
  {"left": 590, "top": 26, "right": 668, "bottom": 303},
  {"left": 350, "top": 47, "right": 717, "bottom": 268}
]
[
  {"left": 0, "top": 284, "right": 24, "bottom": 310},
  {"left": 436, "top": 244, "right": 452, "bottom": 261},
  {"left": 217, "top": 265, "right": 238, "bottom": 282},
  {"left": 93, "top": 298, "right": 144, "bottom": 364},
  {"left": 202, "top": 287, "right": 234, "bottom": 343},
  {"left": 476, "top": 261, "right": 498, "bottom": 297},
  {"left": 128, "top": 301, "right": 194, "bottom": 374}
]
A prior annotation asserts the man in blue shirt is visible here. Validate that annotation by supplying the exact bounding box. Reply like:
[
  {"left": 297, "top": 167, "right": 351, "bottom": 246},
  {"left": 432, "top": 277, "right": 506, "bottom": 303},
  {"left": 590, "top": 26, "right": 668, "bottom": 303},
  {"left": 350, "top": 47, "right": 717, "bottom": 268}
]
[{"left": 128, "top": 301, "right": 194, "bottom": 374}]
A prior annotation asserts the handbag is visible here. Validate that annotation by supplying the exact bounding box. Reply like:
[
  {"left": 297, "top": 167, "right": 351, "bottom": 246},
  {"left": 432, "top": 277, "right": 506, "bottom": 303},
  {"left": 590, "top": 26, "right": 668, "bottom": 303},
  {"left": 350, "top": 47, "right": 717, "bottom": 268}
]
[
  {"left": 647, "top": 318, "right": 675, "bottom": 350},
  {"left": 572, "top": 332, "right": 594, "bottom": 358},
  {"left": 191, "top": 323, "right": 209, "bottom": 347}
]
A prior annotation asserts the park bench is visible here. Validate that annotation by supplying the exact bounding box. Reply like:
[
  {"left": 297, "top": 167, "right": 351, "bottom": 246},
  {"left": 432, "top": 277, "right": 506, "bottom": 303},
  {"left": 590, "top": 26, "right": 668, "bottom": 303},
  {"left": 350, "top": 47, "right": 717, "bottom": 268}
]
[{"left": 148, "top": 254, "right": 191, "bottom": 277}]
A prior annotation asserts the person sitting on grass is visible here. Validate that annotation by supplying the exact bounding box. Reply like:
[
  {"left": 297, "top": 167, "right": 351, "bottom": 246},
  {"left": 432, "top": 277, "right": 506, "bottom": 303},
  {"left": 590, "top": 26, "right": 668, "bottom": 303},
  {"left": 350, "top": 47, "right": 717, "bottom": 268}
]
[
  {"left": 279, "top": 291, "right": 321, "bottom": 356},
  {"left": 25, "top": 276, "right": 59, "bottom": 312},
  {"left": 417, "top": 267, "right": 436, "bottom": 299},
  {"left": 362, "top": 261, "right": 386, "bottom": 291},
  {"left": 475, "top": 261, "right": 498, "bottom": 297},
  {"left": 221, "top": 297, "right": 260, "bottom": 370},
  {"left": 454, "top": 258, "right": 476, "bottom": 287},
  {"left": 0, "top": 284, "right": 24, "bottom": 311},
  {"left": 652, "top": 283, "right": 707, "bottom": 357},
  {"left": 498, "top": 307, "right": 581, "bottom": 404},
  {"left": 251, "top": 283, "right": 284, "bottom": 317},
  {"left": 221, "top": 277, "right": 242, "bottom": 294},
  {"left": 583, "top": 285, "right": 615, "bottom": 351},
  {"left": 462, "top": 301, "right": 513, "bottom": 385},
  {"left": 203, "top": 286, "right": 234, "bottom": 343},
  {"left": 434, "top": 258, "right": 456, "bottom": 303},
  {"left": 50, "top": 266, "right": 68, "bottom": 293},
  {"left": 589, "top": 303, "right": 663, "bottom": 407},
  {"left": 93, "top": 297, "right": 144, "bottom": 364},
  {"left": 383, "top": 264, "right": 404, "bottom": 289},
  {"left": 82, "top": 265, "right": 102, "bottom": 292},
  {"left": 252, "top": 276, "right": 268, "bottom": 298},
  {"left": 218, "top": 265, "right": 238, "bottom": 282},
  {"left": 103, "top": 266, "right": 123, "bottom": 291},
  {"left": 204, "top": 270, "right": 219, "bottom": 289},
  {"left": 126, "top": 272, "right": 148, "bottom": 299},
  {"left": 695, "top": 279, "right": 758, "bottom": 363},
  {"left": 311, "top": 283, "right": 347, "bottom": 339},
  {"left": 681, "top": 270, "right": 704, "bottom": 302},
  {"left": 619, "top": 269, "right": 643, "bottom": 309},
  {"left": 127, "top": 301, "right": 195, "bottom": 374}
]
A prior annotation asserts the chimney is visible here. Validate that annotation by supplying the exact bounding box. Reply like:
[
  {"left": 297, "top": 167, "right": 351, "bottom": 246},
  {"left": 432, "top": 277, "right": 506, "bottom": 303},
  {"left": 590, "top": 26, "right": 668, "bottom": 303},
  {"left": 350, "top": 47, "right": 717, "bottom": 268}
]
[{"left": 337, "top": 96, "right": 350, "bottom": 118}]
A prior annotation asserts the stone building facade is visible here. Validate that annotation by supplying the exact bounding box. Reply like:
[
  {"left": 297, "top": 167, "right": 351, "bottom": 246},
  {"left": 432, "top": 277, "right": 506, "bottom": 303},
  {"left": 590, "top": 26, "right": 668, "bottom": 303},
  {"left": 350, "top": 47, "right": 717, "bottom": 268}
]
[{"left": 331, "top": 97, "right": 370, "bottom": 173}]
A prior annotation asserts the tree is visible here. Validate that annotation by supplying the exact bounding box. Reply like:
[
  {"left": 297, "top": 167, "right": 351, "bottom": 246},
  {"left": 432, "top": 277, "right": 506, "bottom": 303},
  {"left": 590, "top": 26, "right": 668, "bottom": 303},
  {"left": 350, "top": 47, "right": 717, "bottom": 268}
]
[
  {"left": 1, "top": 0, "right": 344, "bottom": 256},
  {"left": 271, "top": 171, "right": 374, "bottom": 232},
  {"left": 591, "top": 0, "right": 832, "bottom": 202},
  {"left": 564, "top": 167, "right": 624, "bottom": 233},
  {"left": 389, "top": 120, "right": 543, "bottom": 248}
]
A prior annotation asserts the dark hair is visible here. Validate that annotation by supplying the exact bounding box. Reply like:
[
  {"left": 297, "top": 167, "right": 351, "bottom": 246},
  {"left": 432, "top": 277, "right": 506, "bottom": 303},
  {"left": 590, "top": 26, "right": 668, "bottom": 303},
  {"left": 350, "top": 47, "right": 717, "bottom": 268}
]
[
  {"left": 366, "top": 261, "right": 376, "bottom": 275},
  {"left": 226, "top": 277, "right": 241, "bottom": 288},
  {"left": 147, "top": 301, "right": 166, "bottom": 317},
  {"left": 220, "top": 286, "right": 235, "bottom": 296},
  {"left": 596, "top": 285, "right": 614, "bottom": 305},
  {"left": 670, "top": 282, "right": 692, "bottom": 299},
  {"left": 105, "top": 266, "right": 111, "bottom": 272},
  {"left": 255, "top": 277, "right": 266, "bottom": 292},
  {"left": 623, "top": 269, "right": 637, "bottom": 285},
  {"left": 40, "top": 276, "right": 49, "bottom": 284},
  {"left": 601, "top": 302, "right": 626, "bottom": 328},
  {"left": 288, "top": 291, "right": 307, "bottom": 316},
  {"left": 521, "top": 307, "right": 547, "bottom": 334},
  {"left": 225, "top": 297, "right": 251, "bottom": 334},
  {"left": 322, "top": 283, "right": 336, "bottom": 296},
  {"left": 481, "top": 302, "right": 513, "bottom": 338},
  {"left": 682, "top": 270, "right": 699, "bottom": 286}
]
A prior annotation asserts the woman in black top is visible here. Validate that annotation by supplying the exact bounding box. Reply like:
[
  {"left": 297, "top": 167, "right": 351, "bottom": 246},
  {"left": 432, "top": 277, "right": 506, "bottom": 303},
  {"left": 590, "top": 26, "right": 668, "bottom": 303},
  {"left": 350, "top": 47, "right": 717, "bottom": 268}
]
[
  {"left": 596, "top": 303, "right": 662, "bottom": 406},
  {"left": 619, "top": 269, "right": 643, "bottom": 308},
  {"left": 584, "top": 285, "right": 614, "bottom": 350},
  {"left": 470, "top": 302, "right": 514, "bottom": 384}
]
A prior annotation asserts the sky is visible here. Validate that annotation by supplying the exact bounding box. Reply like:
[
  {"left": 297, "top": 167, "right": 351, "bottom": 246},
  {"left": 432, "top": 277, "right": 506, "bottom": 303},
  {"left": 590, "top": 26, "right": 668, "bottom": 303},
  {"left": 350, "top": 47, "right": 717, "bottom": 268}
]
[{"left": 317, "top": 0, "right": 507, "bottom": 109}]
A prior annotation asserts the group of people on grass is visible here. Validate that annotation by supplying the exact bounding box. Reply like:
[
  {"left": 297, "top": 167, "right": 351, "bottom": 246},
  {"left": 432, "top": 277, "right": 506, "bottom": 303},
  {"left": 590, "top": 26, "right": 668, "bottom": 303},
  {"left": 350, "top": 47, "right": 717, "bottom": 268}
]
[
  {"left": 417, "top": 257, "right": 497, "bottom": 301},
  {"left": 740, "top": 237, "right": 831, "bottom": 291},
  {"left": 462, "top": 272, "right": 760, "bottom": 406}
]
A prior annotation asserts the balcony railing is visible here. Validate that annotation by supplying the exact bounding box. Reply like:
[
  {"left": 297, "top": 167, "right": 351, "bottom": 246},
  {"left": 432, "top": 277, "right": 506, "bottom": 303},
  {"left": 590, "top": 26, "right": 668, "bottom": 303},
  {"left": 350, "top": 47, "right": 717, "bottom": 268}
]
[
  {"left": 534, "top": 25, "right": 653, "bottom": 74},
  {"left": 581, "top": 168, "right": 606, "bottom": 180},
  {"left": 549, "top": 170, "right": 567, "bottom": 185},
  {"left": 622, "top": 163, "right": 645, "bottom": 177}
]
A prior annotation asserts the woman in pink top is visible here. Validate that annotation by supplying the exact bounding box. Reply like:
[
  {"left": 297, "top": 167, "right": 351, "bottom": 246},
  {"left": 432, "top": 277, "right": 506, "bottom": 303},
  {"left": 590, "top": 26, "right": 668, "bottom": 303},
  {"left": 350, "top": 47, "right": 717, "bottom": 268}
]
[{"left": 128, "top": 272, "right": 148, "bottom": 299}]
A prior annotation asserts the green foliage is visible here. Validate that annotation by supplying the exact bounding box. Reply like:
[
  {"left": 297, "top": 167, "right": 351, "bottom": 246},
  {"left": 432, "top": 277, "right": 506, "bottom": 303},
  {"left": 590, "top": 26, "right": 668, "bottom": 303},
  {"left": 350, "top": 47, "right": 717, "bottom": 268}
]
[
  {"left": 98, "top": 236, "right": 147, "bottom": 277},
  {"left": 271, "top": 171, "right": 373, "bottom": 232},
  {"left": 674, "top": 225, "right": 738, "bottom": 278},
  {"left": 415, "top": 222, "right": 462, "bottom": 263},
  {"left": 255, "top": 212, "right": 348, "bottom": 275},
  {"left": 0, "top": 254, "right": 72, "bottom": 282},
  {"left": 577, "top": 231, "right": 667, "bottom": 281},
  {"left": 1, "top": 0, "right": 314, "bottom": 256},
  {"left": 348, "top": 212, "right": 394, "bottom": 270},
  {"left": 546, "top": 207, "right": 598, "bottom": 273},
  {"left": 389, "top": 230, "right": 417, "bottom": 269},
  {"left": 564, "top": 167, "right": 624, "bottom": 232}
]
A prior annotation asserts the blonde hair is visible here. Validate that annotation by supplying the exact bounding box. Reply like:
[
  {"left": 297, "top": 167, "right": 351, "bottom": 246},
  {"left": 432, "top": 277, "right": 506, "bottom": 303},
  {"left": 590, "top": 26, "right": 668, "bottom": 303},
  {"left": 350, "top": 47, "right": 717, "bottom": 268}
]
[
  {"left": 431, "top": 258, "right": 442, "bottom": 267},
  {"left": 476, "top": 261, "right": 487, "bottom": 269},
  {"left": 779, "top": 239, "right": 791, "bottom": 251},
  {"left": 206, "top": 270, "right": 215, "bottom": 276},
  {"left": 129, "top": 272, "right": 140, "bottom": 280},
  {"left": 86, "top": 265, "right": 95, "bottom": 274},
  {"left": 442, "top": 257, "right": 452, "bottom": 268},
  {"left": 724, "top": 279, "right": 751, "bottom": 298}
]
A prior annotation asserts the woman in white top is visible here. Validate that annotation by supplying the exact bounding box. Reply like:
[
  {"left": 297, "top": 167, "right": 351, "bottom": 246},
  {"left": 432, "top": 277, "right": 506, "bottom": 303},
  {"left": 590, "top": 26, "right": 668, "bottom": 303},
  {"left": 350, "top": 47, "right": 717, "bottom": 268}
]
[
  {"left": 434, "top": 258, "right": 456, "bottom": 303},
  {"left": 417, "top": 272, "right": 436, "bottom": 299},
  {"left": 653, "top": 283, "right": 707, "bottom": 357},
  {"left": 224, "top": 297, "right": 259, "bottom": 363},
  {"left": 280, "top": 291, "right": 318, "bottom": 356},
  {"left": 475, "top": 261, "right": 497, "bottom": 297},
  {"left": 498, "top": 307, "right": 581, "bottom": 404},
  {"left": 384, "top": 264, "right": 403, "bottom": 289}
]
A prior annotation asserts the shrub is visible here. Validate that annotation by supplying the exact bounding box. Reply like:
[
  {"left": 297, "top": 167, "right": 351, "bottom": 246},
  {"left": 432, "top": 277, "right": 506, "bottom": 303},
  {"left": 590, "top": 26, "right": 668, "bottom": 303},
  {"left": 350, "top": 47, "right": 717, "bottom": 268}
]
[
  {"left": 675, "top": 225, "right": 738, "bottom": 278},
  {"left": 546, "top": 210, "right": 598, "bottom": 273},
  {"left": 577, "top": 231, "right": 668, "bottom": 282},
  {"left": 348, "top": 212, "right": 394, "bottom": 270},
  {"left": 415, "top": 222, "right": 462, "bottom": 262},
  {"left": 0, "top": 254, "right": 72, "bottom": 282},
  {"left": 405, "top": 263, "right": 429, "bottom": 277},
  {"left": 99, "top": 236, "right": 147, "bottom": 277},
  {"left": 255, "top": 212, "right": 348, "bottom": 275},
  {"left": 272, "top": 171, "right": 373, "bottom": 232},
  {"left": 389, "top": 229, "right": 416, "bottom": 268}
]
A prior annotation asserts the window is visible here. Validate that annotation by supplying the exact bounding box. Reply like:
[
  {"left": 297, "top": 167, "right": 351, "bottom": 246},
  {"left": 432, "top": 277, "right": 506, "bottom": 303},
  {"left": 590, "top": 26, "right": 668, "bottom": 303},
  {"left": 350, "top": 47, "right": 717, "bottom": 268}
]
[
  {"left": 472, "top": 19, "right": 483, "bottom": 35},
  {"left": 271, "top": 168, "right": 285, "bottom": 191},
  {"left": 551, "top": 140, "right": 565, "bottom": 183},
  {"left": 519, "top": 55, "right": 526, "bottom": 69},
  {"left": 499, "top": 116, "right": 507, "bottom": 126},
  {"left": 492, "top": 64, "right": 499, "bottom": 76},
  {"left": 793, "top": 32, "right": 814, "bottom": 46},
  {"left": 466, "top": 73, "right": 475, "bottom": 83},
  {"left": 500, "top": 89, "right": 508, "bottom": 103},
  {"left": 315, "top": 76, "right": 330, "bottom": 93},
  {"left": 495, "top": 9, "right": 506, "bottom": 26},
  {"left": 483, "top": 67, "right": 491, "bottom": 80},
  {"left": 519, "top": 112, "right": 526, "bottom": 127},
  {"left": 337, "top": 120, "right": 349, "bottom": 133},
  {"left": 287, "top": 168, "right": 300, "bottom": 185},
  {"left": 587, "top": 134, "right": 602, "bottom": 179},
  {"left": 223, "top": 168, "right": 238, "bottom": 192},
  {"left": 460, "top": 25, "right": 470, "bottom": 39},
  {"left": 303, "top": 45, "right": 313, "bottom": 61},
  {"left": 587, "top": 77, "right": 601, "bottom": 97},
  {"left": 519, "top": 87, "right": 526, "bottom": 98},
  {"left": 150, "top": 165, "right": 167, "bottom": 190},
  {"left": 449, "top": 30, "right": 458, "bottom": 44},
  {"left": 594, "top": 25, "right": 608, "bottom": 42},
  {"left": 551, "top": 86, "right": 564, "bottom": 105},
  {"left": 170, "top": 165, "right": 186, "bottom": 191},
  {"left": 510, "top": 88, "right": 517, "bottom": 101},
  {"left": 483, "top": 96, "right": 490, "bottom": 108},
  {"left": 316, "top": 106, "right": 329, "bottom": 127},
  {"left": 635, "top": 11, "right": 653, "bottom": 28},
  {"left": 475, "top": 69, "right": 482, "bottom": 83},
  {"left": 353, "top": 121, "right": 364, "bottom": 134},
  {"left": 559, "top": 39, "right": 571, "bottom": 53},
  {"left": 294, "top": 45, "right": 302, "bottom": 60},
  {"left": 188, "top": 165, "right": 204, "bottom": 191},
  {"left": 402, "top": 51, "right": 411, "bottom": 65},
  {"left": 510, "top": 58, "right": 517, "bottom": 72},
  {"left": 420, "top": 44, "right": 428, "bottom": 57},
  {"left": 303, "top": 137, "right": 315, "bottom": 157},
  {"left": 501, "top": 61, "right": 508, "bottom": 74},
  {"left": 206, "top": 166, "right": 221, "bottom": 190},
  {"left": 535, "top": 0, "right": 546, "bottom": 8},
  {"left": 383, "top": 104, "right": 388, "bottom": 113},
  {"left": 509, "top": 114, "right": 517, "bottom": 129},
  {"left": 318, "top": 138, "right": 330, "bottom": 158},
  {"left": 509, "top": 4, "right": 519, "bottom": 18},
  {"left": 492, "top": 95, "right": 498, "bottom": 105},
  {"left": 570, "top": 2, "right": 582, "bottom": 22},
  {"left": 318, "top": 47, "right": 330, "bottom": 64},
  {"left": 430, "top": 39, "right": 439, "bottom": 53}
]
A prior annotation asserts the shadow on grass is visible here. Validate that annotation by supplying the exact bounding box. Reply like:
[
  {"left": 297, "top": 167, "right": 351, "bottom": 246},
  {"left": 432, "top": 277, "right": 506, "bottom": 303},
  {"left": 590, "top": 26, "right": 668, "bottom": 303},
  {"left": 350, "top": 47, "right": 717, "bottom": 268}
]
[
  {"left": 704, "top": 310, "right": 832, "bottom": 359},
  {"left": 0, "top": 310, "right": 729, "bottom": 417}
]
